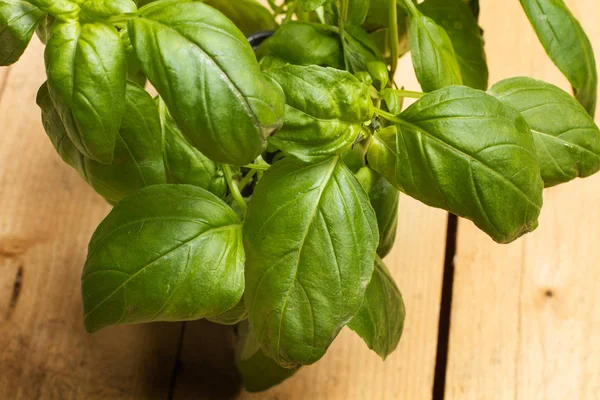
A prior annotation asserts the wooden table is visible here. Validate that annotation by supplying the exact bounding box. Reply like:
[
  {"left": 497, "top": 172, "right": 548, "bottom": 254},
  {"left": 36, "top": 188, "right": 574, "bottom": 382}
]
[{"left": 1, "top": 1, "right": 599, "bottom": 398}]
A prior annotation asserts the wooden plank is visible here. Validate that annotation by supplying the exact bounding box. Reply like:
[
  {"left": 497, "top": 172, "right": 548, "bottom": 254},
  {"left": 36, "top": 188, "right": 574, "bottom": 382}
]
[
  {"left": 173, "top": 59, "right": 450, "bottom": 399},
  {"left": 445, "top": 1, "right": 600, "bottom": 399},
  {"left": 0, "top": 39, "right": 183, "bottom": 399}
]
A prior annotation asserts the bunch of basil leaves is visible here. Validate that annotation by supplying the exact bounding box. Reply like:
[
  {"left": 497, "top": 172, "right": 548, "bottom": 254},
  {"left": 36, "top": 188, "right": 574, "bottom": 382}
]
[{"left": 1, "top": 0, "right": 598, "bottom": 392}]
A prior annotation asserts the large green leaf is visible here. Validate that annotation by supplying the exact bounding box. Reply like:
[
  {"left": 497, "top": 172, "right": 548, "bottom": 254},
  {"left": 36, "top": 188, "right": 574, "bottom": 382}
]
[
  {"left": 80, "top": 0, "right": 137, "bottom": 22},
  {"left": 45, "top": 20, "right": 126, "bottom": 164},
  {"left": 37, "top": 81, "right": 167, "bottom": 204},
  {"left": 419, "top": 0, "right": 488, "bottom": 90},
  {"left": 158, "top": 98, "right": 227, "bottom": 198},
  {"left": 128, "top": 0, "right": 285, "bottom": 165},
  {"left": 520, "top": 0, "right": 597, "bottom": 116},
  {"left": 235, "top": 321, "right": 297, "bottom": 392},
  {"left": 201, "top": 0, "right": 276, "bottom": 36},
  {"left": 368, "top": 86, "right": 544, "bottom": 243},
  {"left": 347, "top": 0, "right": 369, "bottom": 25},
  {"left": 348, "top": 256, "right": 405, "bottom": 359},
  {"left": 257, "top": 22, "right": 344, "bottom": 70},
  {"left": 206, "top": 298, "right": 247, "bottom": 325},
  {"left": 355, "top": 167, "right": 399, "bottom": 258},
  {"left": 264, "top": 65, "right": 373, "bottom": 162},
  {"left": 490, "top": 77, "right": 600, "bottom": 187},
  {"left": 405, "top": 4, "right": 462, "bottom": 92},
  {"left": 244, "top": 157, "right": 379, "bottom": 367},
  {"left": 0, "top": 0, "right": 45, "bottom": 66},
  {"left": 82, "top": 184, "right": 245, "bottom": 333}
]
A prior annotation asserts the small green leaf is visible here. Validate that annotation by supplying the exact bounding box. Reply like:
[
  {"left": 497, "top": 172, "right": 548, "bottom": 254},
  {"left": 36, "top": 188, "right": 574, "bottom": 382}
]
[
  {"left": 35, "top": 14, "right": 54, "bottom": 44},
  {"left": 520, "top": 0, "right": 597, "bottom": 116},
  {"left": 201, "top": 0, "right": 276, "bottom": 36},
  {"left": 0, "top": 0, "right": 45, "bottom": 66},
  {"left": 381, "top": 88, "right": 403, "bottom": 114},
  {"left": 82, "top": 184, "right": 245, "bottom": 333},
  {"left": 45, "top": 20, "right": 127, "bottom": 164},
  {"left": 264, "top": 65, "right": 373, "bottom": 162},
  {"left": 369, "top": 86, "right": 544, "bottom": 243},
  {"left": 158, "top": 98, "right": 227, "bottom": 198},
  {"left": 129, "top": 0, "right": 285, "bottom": 165},
  {"left": 235, "top": 321, "right": 297, "bottom": 392},
  {"left": 38, "top": 81, "right": 166, "bottom": 204},
  {"left": 490, "top": 77, "right": 600, "bottom": 187},
  {"left": 344, "top": 24, "right": 384, "bottom": 74},
  {"left": 356, "top": 167, "right": 399, "bottom": 258},
  {"left": 419, "top": 0, "right": 488, "bottom": 90},
  {"left": 257, "top": 22, "right": 344, "bottom": 70},
  {"left": 244, "top": 157, "right": 379, "bottom": 367},
  {"left": 342, "top": 143, "right": 366, "bottom": 173},
  {"left": 347, "top": 0, "right": 369, "bottom": 25},
  {"left": 407, "top": 7, "right": 462, "bottom": 92},
  {"left": 348, "top": 256, "right": 405, "bottom": 359}
]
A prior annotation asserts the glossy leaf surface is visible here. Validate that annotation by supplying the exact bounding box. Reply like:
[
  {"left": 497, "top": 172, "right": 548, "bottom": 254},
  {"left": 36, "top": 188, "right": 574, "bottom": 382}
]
[
  {"left": 490, "top": 77, "right": 600, "bottom": 187},
  {"left": 258, "top": 22, "right": 344, "bottom": 70},
  {"left": 129, "top": 0, "right": 285, "bottom": 165},
  {"left": 419, "top": 0, "right": 488, "bottom": 90},
  {"left": 37, "top": 82, "right": 166, "bottom": 204},
  {"left": 244, "top": 157, "right": 378, "bottom": 367},
  {"left": 158, "top": 98, "right": 227, "bottom": 198},
  {"left": 348, "top": 256, "right": 405, "bottom": 359},
  {"left": 82, "top": 184, "right": 245, "bottom": 333},
  {"left": 45, "top": 20, "right": 126, "bottom": 164},
  {"left": 202, "top": 0, "right": 276, "bottom": 36},
  {"left": 264, "top": 65, "right": 373, "bottom": 162},
  {"left": 0, "top": 0, "right": 45, "bottom": 66},
  {"left": 520, "top": 0, "right": 597, "bottom": 116},
  {"left": 407, "top": 7, "right": 462, "bottom": 92},
  {"left": 368, "top": 86, "right": 544, "bottom": 243}
]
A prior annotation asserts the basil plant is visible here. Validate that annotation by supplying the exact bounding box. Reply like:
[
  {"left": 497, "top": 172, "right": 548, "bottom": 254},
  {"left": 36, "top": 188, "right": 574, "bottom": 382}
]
[{"left": 2, "top": 0, "right": 599, "bottom": 392}]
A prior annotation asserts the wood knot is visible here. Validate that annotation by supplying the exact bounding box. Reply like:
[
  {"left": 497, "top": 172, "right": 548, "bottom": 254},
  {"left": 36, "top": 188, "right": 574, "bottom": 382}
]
[
  {"left": 0, "top": 237, "right": 31, "bottom": 257},
  {"left": 544, "top": 289, "right": 554, "bottom": 298}
]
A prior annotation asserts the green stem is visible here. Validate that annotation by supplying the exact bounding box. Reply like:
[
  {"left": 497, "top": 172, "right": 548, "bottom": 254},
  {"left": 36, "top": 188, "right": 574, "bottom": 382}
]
[
  {"left": 373, "top": 108, "right": 412, "bottom": 129},
  {"left": 283, "top": 2, "right": 297, "bottom": 24},
  {"left": 238, "top": 170, "right": 257, "bottom": 190},
  {"left": 398, "top": 0, "right": 419, "bottom": 17},
  {"left": 243, "top": 163, "right": 270, "bottom": 171},
  {"left": 319, "top": 24, "right": 340, "bottom": 34},
  {"left": 337, "top": 0, "right": 350, "bottom": 71},
  {"left": 389, "top": 0, "right": 400, "bottom": 77},
  {"left": 223, "top": 165, "right": 247, "bottom": 213},
  {"left": 393, "top": 89, "right": 425, "bottom": 99}
]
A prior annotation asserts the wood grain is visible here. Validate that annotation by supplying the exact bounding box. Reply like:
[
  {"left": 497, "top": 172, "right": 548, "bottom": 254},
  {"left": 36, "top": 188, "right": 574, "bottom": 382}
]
[
  {"left": 445, "top": 1, "right": 600, "bottom": 399},
  {"left": 172, "top": 58, "right": 450, "bottom": 400},
  {"left": 0, "top": 40, "right": 183, "bottom": 400}
]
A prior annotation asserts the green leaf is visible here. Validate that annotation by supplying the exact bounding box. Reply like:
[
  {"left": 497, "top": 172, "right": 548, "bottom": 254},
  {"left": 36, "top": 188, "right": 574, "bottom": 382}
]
[
  {"left": 82, "top": 184, "right": 245, "bottom": 333},
  {"left": 35, "top": 14, "right": 54, "bottom": 44},
  {"left": 368, "top": 86, "right": 544, "bottom": 243},
  {"left": 235, "top": 321, "right": 297, "bottom": 392},
  {"left": 463, "top": 0, "right": 479, "bottom": 19},
  {"left": 257, "top": 22, "right": 344, "bottom": 70},
  {"left": 347, "top": 0, "right": 370, "bottom": 25},
  {"left": 26, "top": 0, "right": 79, "bottom": 21},
  {"left": 356, "top": 167, "right": 399, "bottom": 258},
  {"left": 0, "top": 0, "right": 45, "bottom": 66},
  {"left": 406, "top": 6, "right": 462, "bottom": 92},
  {"left": 129, "top": 0, "right": 285, "bottom": 165},
  {"left": 348, "top": 256, "right": 405, "bottom": 359},
  {"left": 201, "top": 0, "right": 276, "bottom": 36},
  {"left": 244, "top": 157, "right": 379, "bottom": 367},
  {"left": 297, "top": 0, "right": 328, "bottom": 11},
  {"left": 381, "top": 88, "right": 403, "bottom": 114},
  {"left": 80, "top": 0, "right": 137, "bottom": 22},
  {"left": 342, "top": 143, "right": 366, "bottom": 173},
  {"left": 520, "top": 0, "right": 597, "bottom": 116},
  {"left": 120, "top": 27, "right": 146, "bottom": 86},
  {"left": 37, "top": 81, "right": 167, "bottom": 204},
  {"left": 490, "top": 77, "right": 600, "bottom": 187},
  {"left": 343, "top": 24, "right": 384, "bottom": 74},
  {"left": 45, "top": 20, "right": 127, "bottom": 164},
  {"left": 264, "top": 65, "right": 373, "bottom": 162},
  {"left": 419, "top": 0, "right": 488, "bottom": 90},
  {"left": 362, "top": 0, "right": 410, "bottom": 62},
  {"left": 206, "top": 298, "right": 247, "bottom": 325},
  {"left": 158, "top": 98, "right": 227, "bottom": 198}
]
